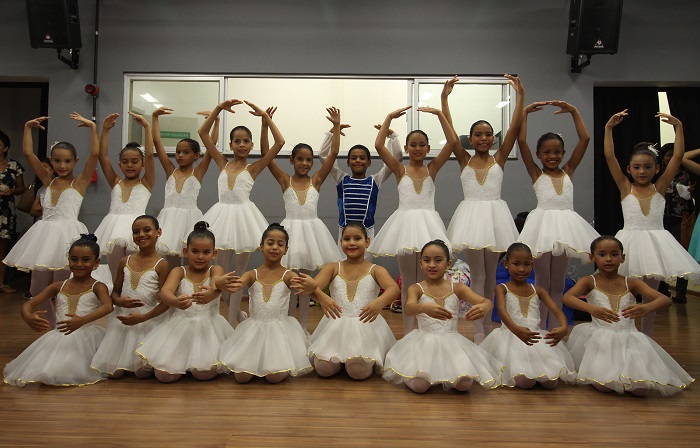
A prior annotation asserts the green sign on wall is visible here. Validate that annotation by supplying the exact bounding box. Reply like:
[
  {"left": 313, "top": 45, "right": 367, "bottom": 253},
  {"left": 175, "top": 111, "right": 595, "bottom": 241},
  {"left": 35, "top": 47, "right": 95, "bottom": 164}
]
[{"left": 160, "top": 131, "right": 190, "bottom": 139}]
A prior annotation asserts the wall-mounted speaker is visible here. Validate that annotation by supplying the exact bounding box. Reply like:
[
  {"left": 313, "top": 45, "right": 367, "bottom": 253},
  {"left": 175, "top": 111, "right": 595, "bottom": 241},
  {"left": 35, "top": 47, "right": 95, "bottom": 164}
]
[
  {"left": 566, "top": 0, "right": 622, "bottom": 55},
  {"left": 26, "top": 0, "right": 82, "bottom": 49}
]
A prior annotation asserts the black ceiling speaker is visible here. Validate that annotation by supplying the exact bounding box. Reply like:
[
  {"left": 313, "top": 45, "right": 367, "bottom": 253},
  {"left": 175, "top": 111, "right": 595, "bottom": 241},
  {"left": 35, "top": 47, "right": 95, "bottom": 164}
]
[
  {"left": 566, "top": 0, "right": 623, "bottom": 72},
  {"left": 26, "top": 0, "right": 82, "bottom": 49}
]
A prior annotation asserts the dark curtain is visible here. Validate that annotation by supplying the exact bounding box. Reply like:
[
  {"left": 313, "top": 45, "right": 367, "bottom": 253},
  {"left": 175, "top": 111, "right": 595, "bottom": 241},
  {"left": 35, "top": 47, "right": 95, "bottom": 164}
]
[
  {"left": 593, "top": 87, "right": 660, "bottom": 236},
  {"left": 666, "top": 88, "right": 700, "bottom": 151}
]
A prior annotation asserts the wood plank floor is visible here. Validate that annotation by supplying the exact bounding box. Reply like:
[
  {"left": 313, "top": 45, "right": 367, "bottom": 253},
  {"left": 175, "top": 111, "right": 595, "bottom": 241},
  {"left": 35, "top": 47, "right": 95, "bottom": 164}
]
[{"left": 1, "top": 275, "right": 698, "bottom": 447}]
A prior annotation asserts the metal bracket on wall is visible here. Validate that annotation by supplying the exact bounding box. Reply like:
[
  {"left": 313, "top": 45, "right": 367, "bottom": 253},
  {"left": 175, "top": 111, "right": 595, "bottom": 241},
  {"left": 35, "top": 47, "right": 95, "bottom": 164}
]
[
  {"left": 570, "top": 54, "right": 591, "bottom": 73},
  {"left": 57, "top": 48, "right": 80, "bottom": 69}
]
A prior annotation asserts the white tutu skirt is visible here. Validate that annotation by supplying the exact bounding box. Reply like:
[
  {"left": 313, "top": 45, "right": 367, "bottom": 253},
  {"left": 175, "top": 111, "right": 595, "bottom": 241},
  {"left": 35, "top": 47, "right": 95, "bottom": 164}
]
[
  {"left": 281, "top": 218, "right": 341, "bottom": 270},
  {"left": 91, "top": 308, "right": 169, "bottom": 375},
  {"left": 4, "top": 325, "right": 106, "bottom": 387},
  {"left": 369, "top": 209, "right": 449, "bottom": 257},
  {"left": 203, "top": 202, "right": 267, "bottom": 253},
  {"left": 3, "top": 219, "right": 88, "bottom": 271},
  {"left": 479, "top": 327, "right": 576, "bottom": 386},
  {"left": 518, "top": 208, "right": 599, "bottom": 261},
  {"left": 308, "top": 315, "right": 396, "bottom": 368},
  {"left": 568, "top": 323, "right": 694, "bottom": 396},
  {"left": 382, "top": 330, "right": 503, "bottom": 390},
  {"left": 219, "top": 317, "right": 313, "bottom": 377},
  {"left": 448, "top": 200, "right": 518, "bottom": 253},
  {"left": 615, "top": 229, "right": 700, "bottom": 282},
  {"left": 136, "top": 314, "right": 233, "bottom": 374},
  {"left": 157, "top": 207, "right": 204, "bottom": 256},
  {"left": 94, "top": 213, "right": 141, "bottom": 254}
]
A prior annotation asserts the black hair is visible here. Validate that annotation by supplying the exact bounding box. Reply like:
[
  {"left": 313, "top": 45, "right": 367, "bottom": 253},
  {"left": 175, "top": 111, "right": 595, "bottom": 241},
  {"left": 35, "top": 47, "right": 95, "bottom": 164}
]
[
  {"left": 514, "top": 211, "right": 529, "bottom": 233},
  {"left": 505, "top": 242, "right": 532, "bottom": 260},
  {"left": 119, "top": 142, "right": 144, "bottom": 161},
  {"left": 659, "top": 143, "right": 674, "bottom": 160},
  {"left": 347, "top": 144, "right": 370, "bottom": 161},
  {"left": 590, "top": 235, "right": 624, "bottom": 254},
  {"left": 50, "top": 141, "right": 77, "bottom": 158},
  {"left": 420, "top": 239, "right": 451, "bottom": 259},
  {"left": 342, "top": 221, "right": 368, "bottom": 239},
  {"left": 187, "top": 221, "right": 215, "bottom": 246},
  {"left": 229, "top": 125, "right": 253, "bottom": 142},
  {"left": 133, "top": 214, "right": 159, "bottom": 229},
  {"left": 291, "top": 143, "right": 313, "bottom": 158},
  {"left": 70, "top": 233, "right": 100, "bottom": 258},
  {"left": 0, "top": 129, "right": 10, "bottom": 150},
  {"left": 536, "top": 132, "right": 565, "bottom": 152},
  {"left": 629, "top": 142, "right": 659, "bottom": 165},
  {"left": 405, "top": 130, "right": 429, "bottom": 145},
  {"left": 178, "top": 138, "right": 201, "bottom": 155},
  {"left": 469, "top": 120, "right": 493, "bottom": 137},
  {"left": 261, "top": 222, "right": 289, "bottom": 245}
]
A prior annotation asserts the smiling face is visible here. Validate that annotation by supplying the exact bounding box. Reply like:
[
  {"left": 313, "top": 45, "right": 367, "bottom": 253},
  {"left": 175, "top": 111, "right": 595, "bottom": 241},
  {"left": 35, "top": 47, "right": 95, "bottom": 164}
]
[
  {"left": 347, "top": 147, "right": 371, "bottom": 177},
  {"left": 175, "top": 141, "right": 199, "bottom": 168},
  {"left": 119, "top": 148, "right": 144, "bottom": 179},
  {"left": 627, "top": 153, "right": 659, "bottom": 186},
  {"left": 132, "top": 217, "right": 161, "bottom": 250},
  {"left": 341, "top": 225, "right": 369, "bottom": 259},
  {"left": 290, "top": 146, "right": 313, "bottom": 176},
  {"left": 229, "top": 128, "right": 254, "bottom": 159},
  {"left": 504, "top": 250, "right": 533, "bottom": 283},
  {"left": 419, "top": 244, "right": 449, "bottom": 280},
  {"left": 404, "top": 131, "right": 430, "bottom": 162},
  {"left": 68, "top": 246, "right": 99, "bottom": 279},
  {"left": 50, "top": 148, "right": 78, "bottom": 178},
  {"left": 536, "top": 139, "right": 565, "bottom": 171},
  {"left": 590, "top": 239, "right": 625, "bottom": 274},
  {"left": 469, "top": 122, "right": 495, "bottom": 154},
  {"left": 260, "top": 229, "right": 289, "bottom": 263},
  {"left": 183, "top": 237, "right": 216, "bottom": 272}
]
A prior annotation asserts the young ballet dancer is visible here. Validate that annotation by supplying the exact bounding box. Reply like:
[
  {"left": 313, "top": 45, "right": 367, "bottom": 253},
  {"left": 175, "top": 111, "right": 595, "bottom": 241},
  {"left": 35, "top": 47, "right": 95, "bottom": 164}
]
[
  {"left": 261, "top": 107, "right": 342, "bottom": 332},
  {"left": 307, "top": 222, "right": 400, "bottom": 379},
  {"left": 218, "top": 223, "right": 317, "bottom": 383},
  {"left": 91, "top": 215, "right": 170, "bottom": 378},
  {"left": 480, "top": 243, "right": 576, "bottom": 389},
  {"left": 94, "top": 112, "right": 156, "bottom": 280},
  {"left": 368, "top": 92, "right": 458, "bottom": 336},
  {"left": 603, "top": 110, "right": 700, "bottom": 336},
  {"left": 563, "top": 236, "right": 694, "bottom": 396},
  {"left": 199, "top": 99, "right": 285, "bottom": 327},
  {"left": 151, "top": 107, "right": 215, "bottom": 266},
  {"left": 382, "top": 240, "right": 503, "bottom": 393},
  {"left": 4, "top": 235, "right": 113, "bottom": 386},
  {"left": 4, "top": 113, "right": 100, "bottom": 329},
  {"left": 445, "top": 74, "right": 524, "bottom": 343},
  {"left": 517, "top": 101, "right": 599, "bottom": 330},
  {"left": 318, "top": 120, "right": 403, "bottom": 258},
  {"left": 136, "top": 222, "right": 233, "bottom": 383}
]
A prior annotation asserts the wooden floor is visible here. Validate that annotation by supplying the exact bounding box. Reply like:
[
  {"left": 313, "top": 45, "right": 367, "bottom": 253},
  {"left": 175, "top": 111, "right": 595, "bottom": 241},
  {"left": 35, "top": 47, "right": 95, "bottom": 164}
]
[{"left": 1, "top": 275, "right": 698, "bottom": 448}]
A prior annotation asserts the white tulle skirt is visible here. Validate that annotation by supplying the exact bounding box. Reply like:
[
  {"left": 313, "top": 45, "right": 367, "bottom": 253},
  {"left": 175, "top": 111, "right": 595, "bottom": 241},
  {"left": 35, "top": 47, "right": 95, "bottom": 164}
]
[
  {"left": 94, "top": 213, "right": 141, "bottom": 254},
  {"left": 448, "top": 200, "right": 518, "bottom": 253},
  {"left": 308, "top": 315, "right": 396, "bottom": 368},
  {"left": 219, "top": 317, "right": 313, "bottom": 377},
  {"left": 136, "top": 313, "right": 233, "bottom": 374},
  {"left": 281, "top": 218, "right": 341, "bottom": 270},
  {"left": 615, "top": 228, "right": 700, "bottom": 282},
  {"left": 4, "top": 325, "right": 106, "bottom": 387},
  {"left": 203, "top": 202, "right": 268, "bottom": 253},
  {"left": 382, "top": 330, "right": 503, "bottom": 390},
  {"left": 568, "top": 323, "right": 694, "bottom": 396},
  {"left": 479, "top": 327, "right": 576, "bottom": 386},
  {"left": 518, "top": 208, "right": 599, "bottom": 261},
  {"left": 91, "top": 308, "right": 169, "bottom": 375},
  {"left": 4, "top": 219, "right": 88, "bottom": 271},
  {"left": 157, "top": 207, "right": 204, "bottom": 256},
  {"left": 369, "top": 209, "right": 449, "bottom": 257}
]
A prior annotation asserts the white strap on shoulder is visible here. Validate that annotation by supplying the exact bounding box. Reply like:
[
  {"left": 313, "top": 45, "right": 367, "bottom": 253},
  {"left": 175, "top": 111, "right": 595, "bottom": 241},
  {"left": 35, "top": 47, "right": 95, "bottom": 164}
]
[
  {"left": 591, "top": 274, "right": 597, "bottom": 287},
  {"left": 417, "top": 282, "right": 425, "bottom": 293},
  {"left": 624, "top": 276, "right": 629, "bottom": 289}
]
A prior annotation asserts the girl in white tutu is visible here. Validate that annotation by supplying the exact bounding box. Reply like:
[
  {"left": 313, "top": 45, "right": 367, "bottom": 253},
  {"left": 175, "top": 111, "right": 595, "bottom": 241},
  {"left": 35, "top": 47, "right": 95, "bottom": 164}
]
[
  {"left": 480, "top": 243, "right": 576, "bottom": 389},
  {"left": 94, "top": 112, "right": 156, "bottom": 280},
  {"left": 218, "top": 224, "right": 318, "bottom": 384},
  {"left": 445, "top": 74, "right": 524, "bottom": 343},
  {"left": 199, "top": 100, "right": 285, "bottom": 327},
  {"left": 136, "top": 222, "right": 233, "bottom": 383},
  {"left": 307, "top": 222, "right": 400, "bottom": 380},
  {"left": 368, "top": 93, "right": 459, "bottom": 336},
  {"left": 603, "top": 110, "right": 700, "bottom": 336},
  {"left": 151, "top": 106, "right": 216, "bottom": 267},
  {"left": 91, "top": 215, "right": 171, "bottom": 378},
  {"left": 382, "top": 240, "right": 503, "bottom": 393},
  {"left": 4, "top": 235, "right": 113, "bottom": 387},
  {"left": 517, "top": 101, "right": 599, "bottom": 329},
  {"left": 4, "top": 113, "right": 100, "bottom": 329},
  {"left": 262, "top": 107, "right": 342, "bottom": 332},
  {"left": 563, "top": 236, "right": 694, "bottom": 396}
]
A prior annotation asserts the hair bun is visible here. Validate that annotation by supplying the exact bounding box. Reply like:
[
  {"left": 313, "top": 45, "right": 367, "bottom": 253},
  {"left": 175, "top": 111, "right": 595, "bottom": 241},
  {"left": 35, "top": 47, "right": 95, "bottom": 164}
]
[
  {"left": 267, "top": 222, "right": 284, "bottom": 229},
  {"left": 193, "top": 221, "right": 209, "bottom": 231},
  {"left": 79, "top": 233, "right": 98, "bottom": 242}
]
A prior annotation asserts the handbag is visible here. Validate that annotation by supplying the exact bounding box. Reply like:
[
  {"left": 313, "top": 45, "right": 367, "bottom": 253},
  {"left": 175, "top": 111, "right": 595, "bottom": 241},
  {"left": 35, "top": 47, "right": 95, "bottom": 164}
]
[{"left": 16, "top": 182, "right": 36, "bottom": 214}]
